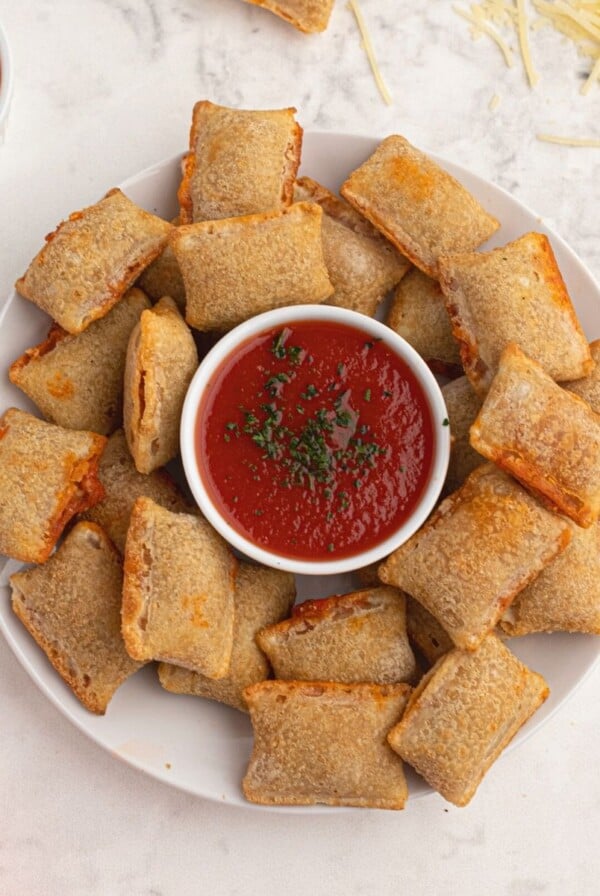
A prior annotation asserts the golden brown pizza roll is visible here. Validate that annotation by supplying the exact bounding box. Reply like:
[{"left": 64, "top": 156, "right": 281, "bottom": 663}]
[
  {"left": 378, "top": 464, "right": 572, "bottom": 650},
  {"left": 243, "top": 680, "right": 411, "bottom": 808},
  {"left": 178, "top": 101, "right": 302, "bottom": 223},
  {"left": 158, "top": 564, "right": 296, "bottom": 711},
  {"left": 257, "top": 588, "right": 417, "bottom": 685},
  {"left": 242, "top": 0, "right": 335, "bottom": 32},
  {"left": 387, "top": 633, "right": 549, "bottom": 806},
  {"left": 439, "top": 233, "right": 593, "bottom": 396},
  {"left": 470, "top": 344, "right": 600, "bottom": 528},
  {"left": 16, "top": 189, "right": 172, "bottom": 334},
  {"left": 171, "top": 202, "right": 334, "bottom": 331},
  {"left": 405, "top": 595, "right": 453, "bottom": 667},
  {"left": 79, "top": 429, "right": 190, "bottom": 553},
  {"left": 137, "top": 236, "right": 186, "bottom": 310},
  {"left": 0, "top": 408, "right": 106, "bottom": 564},
  {"left": 564, "top": 339, "right": 600, "bottom": 413},
  {"left": 9, "top": 288, "right": 150, "bottom": 435},
  {"left": 500, "top": 521, "right": 600, "bottom": 636},
  {"left": 123, "top": 297, "right": 198, "bottom": 474},
  {"left": 10, "top": 522, "right": 144, "bottom": 714},
  {"left": 340, "top": 135, "right": 499, "bottom": 278},
  {"left": 294, "top": 176, "right": 410, "bottom": 316},
  {"left": 441, "top": 376, "right": 483, "bottom": 493},
  {"left": 122, "top": 498, "right": 237, "bottom": 678},
  {"left": 386, "top": 269, "right": 462, "bottom": 377}
]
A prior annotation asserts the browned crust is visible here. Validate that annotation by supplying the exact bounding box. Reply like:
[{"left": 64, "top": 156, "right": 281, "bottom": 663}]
[
  {"left": 11, "top": 522, "right": 123, "bottom": 714},
  {"left": 9, "top": 325, "right": 67, "bottom": 382},
  {"left": 16, "top": 189, "right": 172, "bottom": 334},
  {"left": 244, "top": 0, "right": 335, "bottom": 33},
  {"left": 177, "top": 101, "right": 302, "bottom": 224}
]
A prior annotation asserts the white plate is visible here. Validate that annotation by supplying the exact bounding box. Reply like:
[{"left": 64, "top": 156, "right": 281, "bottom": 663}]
[{"left": 1, "top": 133, "right": 599, "bottom": 811}]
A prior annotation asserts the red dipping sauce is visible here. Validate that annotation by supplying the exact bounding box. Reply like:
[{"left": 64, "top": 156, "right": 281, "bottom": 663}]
[{"left": 197, "top": 320, "right": 435, "bottom": 561}]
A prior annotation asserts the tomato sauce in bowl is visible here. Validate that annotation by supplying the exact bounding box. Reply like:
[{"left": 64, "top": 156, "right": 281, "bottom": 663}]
[
  {"left": 182, "top": 306, "right": 450, "bottom": 574},
  {"left": 198, "top": 320, "right": 434, "bottom": 561}
]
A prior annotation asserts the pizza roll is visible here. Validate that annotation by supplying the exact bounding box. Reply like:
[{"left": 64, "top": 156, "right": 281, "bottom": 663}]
[
  {"left": 123, "top": 297, "right": 198, "bottom": 473},
  {"left": 378, "top": 464, "right": 572, "bottom": 650},
  {"left": 439, "top": 233, "right": 593, "bottom": 395},
  {"left": 178, "top": 101, "right": 302, "bottom": 223},
  {"left": 501, "top": 521, "right": 600, "bottom": 636},
  {"left": 294, "top": 176, "right": 410, "bottom": 316},
  {"left": 16, "top": 189, "right": 172, "bottom": 334},
  {"left": 257, "top": 588, "right": 417, "bottom": 684},
  {"left": 470, "top": 344, "right": 600, "bottom": 528},
  {"left": 137, "top": 221, "right": 186, "bottom": 310},
  {"left": 171, "top": 202, "right": 334, "bottom": 331},
  {"left": 10, "top": 522, "right": 144, "bottom": 714},
  {"left": 80, "top": 430, "right": 190, "bottom": 553},
  {"left": 387, "top": 633, "right": 549, "bottom": 806},
  {"left": 243, "top": 680, "right": 411, "bottom": 808},
  {"left": 386, "top": 269, "right": 462, "bottom": 377},
  {"left": 158, "top": 564, "right": 296, "bottom": 712},
  {"left": 122, "top": 498, "right": 237, "bottom": 678},
  {"left": 340, "top": 135, "right": 499, "bottom": 278},
  {"left": 564, "top": 339, "right": 600, "bottom": 413},
  {"left": 405, "top": 595, "right": 453, "bottom": 667},
  {"left": 9, "top": 288, "right": 150, "bottom": 435},
  {"left": 441, "top": 376, "right": 483, "bottom": 493},
  {"left": 242, "top": 0, "right": 335, "bottom": 32},
  {"left": 0, "top": 408, "right": 106, "bottom": 564}
]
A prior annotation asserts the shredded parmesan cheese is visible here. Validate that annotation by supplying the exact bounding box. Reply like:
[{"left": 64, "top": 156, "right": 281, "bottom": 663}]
[
  {"left": 456, "top": 1, "right": 600, "bottom": 95},
  {"left": 537, "top": 133, "right": 600, "bottom": 145},
  {"left": 347, "top": 0, "right": 393, "bottom": 106},
  {"left": 453, "top": 5, "right": 516, "bottom": 66},
  {"left": 516, "top": 0, "right": 540, "bottom": 85},
  {"left": 489, "top": 92, "right": 502, "bottom": 108}
]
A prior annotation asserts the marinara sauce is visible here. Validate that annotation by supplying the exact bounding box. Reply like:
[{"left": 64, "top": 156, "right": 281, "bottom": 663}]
[{"left": 197, "top": 321, "right": 435, "bottom": 561}]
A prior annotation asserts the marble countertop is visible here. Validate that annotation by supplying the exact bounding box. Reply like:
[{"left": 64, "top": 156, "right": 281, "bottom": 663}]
[{"left": 1, "top": 2, "right": 599, "bottom": 894}]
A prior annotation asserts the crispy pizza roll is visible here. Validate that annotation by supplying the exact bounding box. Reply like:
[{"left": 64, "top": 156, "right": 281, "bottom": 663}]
[
  {"left": 122, "top": 498, "right": 237, "bottom": 677},
  {"left": 470, "top": 344, "right": 600, "bottom": 528},
  {"left": 439, "top": 233, "right": 593, "bottom": 395},
  {"left": 500, "top": 521, "right": 600, "bottom": 636},
  {"left": 257, "top": 588, "right": 417, "bottom": 685},
  {"left": 16, "top": 189, "right": 172, "bottom": 334},
  {"left": 387, "top": 633, "right": 549, "bottom": 806},
  {"left": 294, "top": 176, "right": 410, "bottom": 316},
  {"left": 405, "top": 596, "right": 453, "bottom": 667},
  {"left": 242, "top": 0, "right": 335, "bottom": 32},
  {"left": 137, "top": 221, "right": 186, "bottom": 310},
  {"left": 378, "top": 464, "right": 572, "bottom": 650},
  {"left": 0, "top": 408, "right": 106, "bottom": 564},
  {"left": 340, "top": 135, "right": 499, "bottom": 278},
  {"left": 123, "top": 297, "right": 198, "bottom": 474},
  {"left": 564, "top": 339, "right": 600, "bottom": 413},
  {"left": 10, "top": 522, "right": 144, "bottom": 714},
  {"left": 9, "top": 288, "right": 150, "bottom": 435},
  {"left": 441, "top": 376, "right": 483, "bottom": 493},
  {"left": 80, "top": 430, "right": 190, "bottom": 553},
  {"left": 172, "top": 202, "right": 334, "bottom": 331},
  {"left": 178, "top": 101, "right": 302, "bottom": 223},
  {"left": 158, "top": 564, "right": 296, "bottom": 711},
  {"left": 243, "top": 680, "right": 411, "bottom": 808},
  {"left": 386, "top": 269, "right": 462, "bottom": 377}
]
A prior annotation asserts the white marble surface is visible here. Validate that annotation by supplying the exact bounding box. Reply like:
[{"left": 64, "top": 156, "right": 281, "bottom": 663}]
[{"left": 1, "top": 2, "right": 599, "bottom": 894}]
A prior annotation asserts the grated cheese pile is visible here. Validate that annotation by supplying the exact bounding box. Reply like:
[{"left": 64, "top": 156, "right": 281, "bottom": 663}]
[{"left": 455, "top": 0, "right": 600, "bottom": 94}]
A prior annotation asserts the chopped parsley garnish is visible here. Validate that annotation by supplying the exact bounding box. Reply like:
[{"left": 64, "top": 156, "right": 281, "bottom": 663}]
[
  {"left": 364, "top": 389, "right": 371, "bottom": 402},
  {"left": 442, "top": 417, "right": 450, "bottom": 426}
]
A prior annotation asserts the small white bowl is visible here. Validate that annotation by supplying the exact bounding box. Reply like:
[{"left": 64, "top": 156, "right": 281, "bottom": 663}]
[
  {"left": 181, "top": 305, "right": 450, "bottom": 575},
  {"left": 0, "top": 18, "right": 13, "bottom": 141}
]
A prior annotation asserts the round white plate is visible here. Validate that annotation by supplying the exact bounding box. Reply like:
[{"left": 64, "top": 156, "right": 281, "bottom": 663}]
[{"left": 1, "top": 133, "right": 599, "bottom": 811}]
